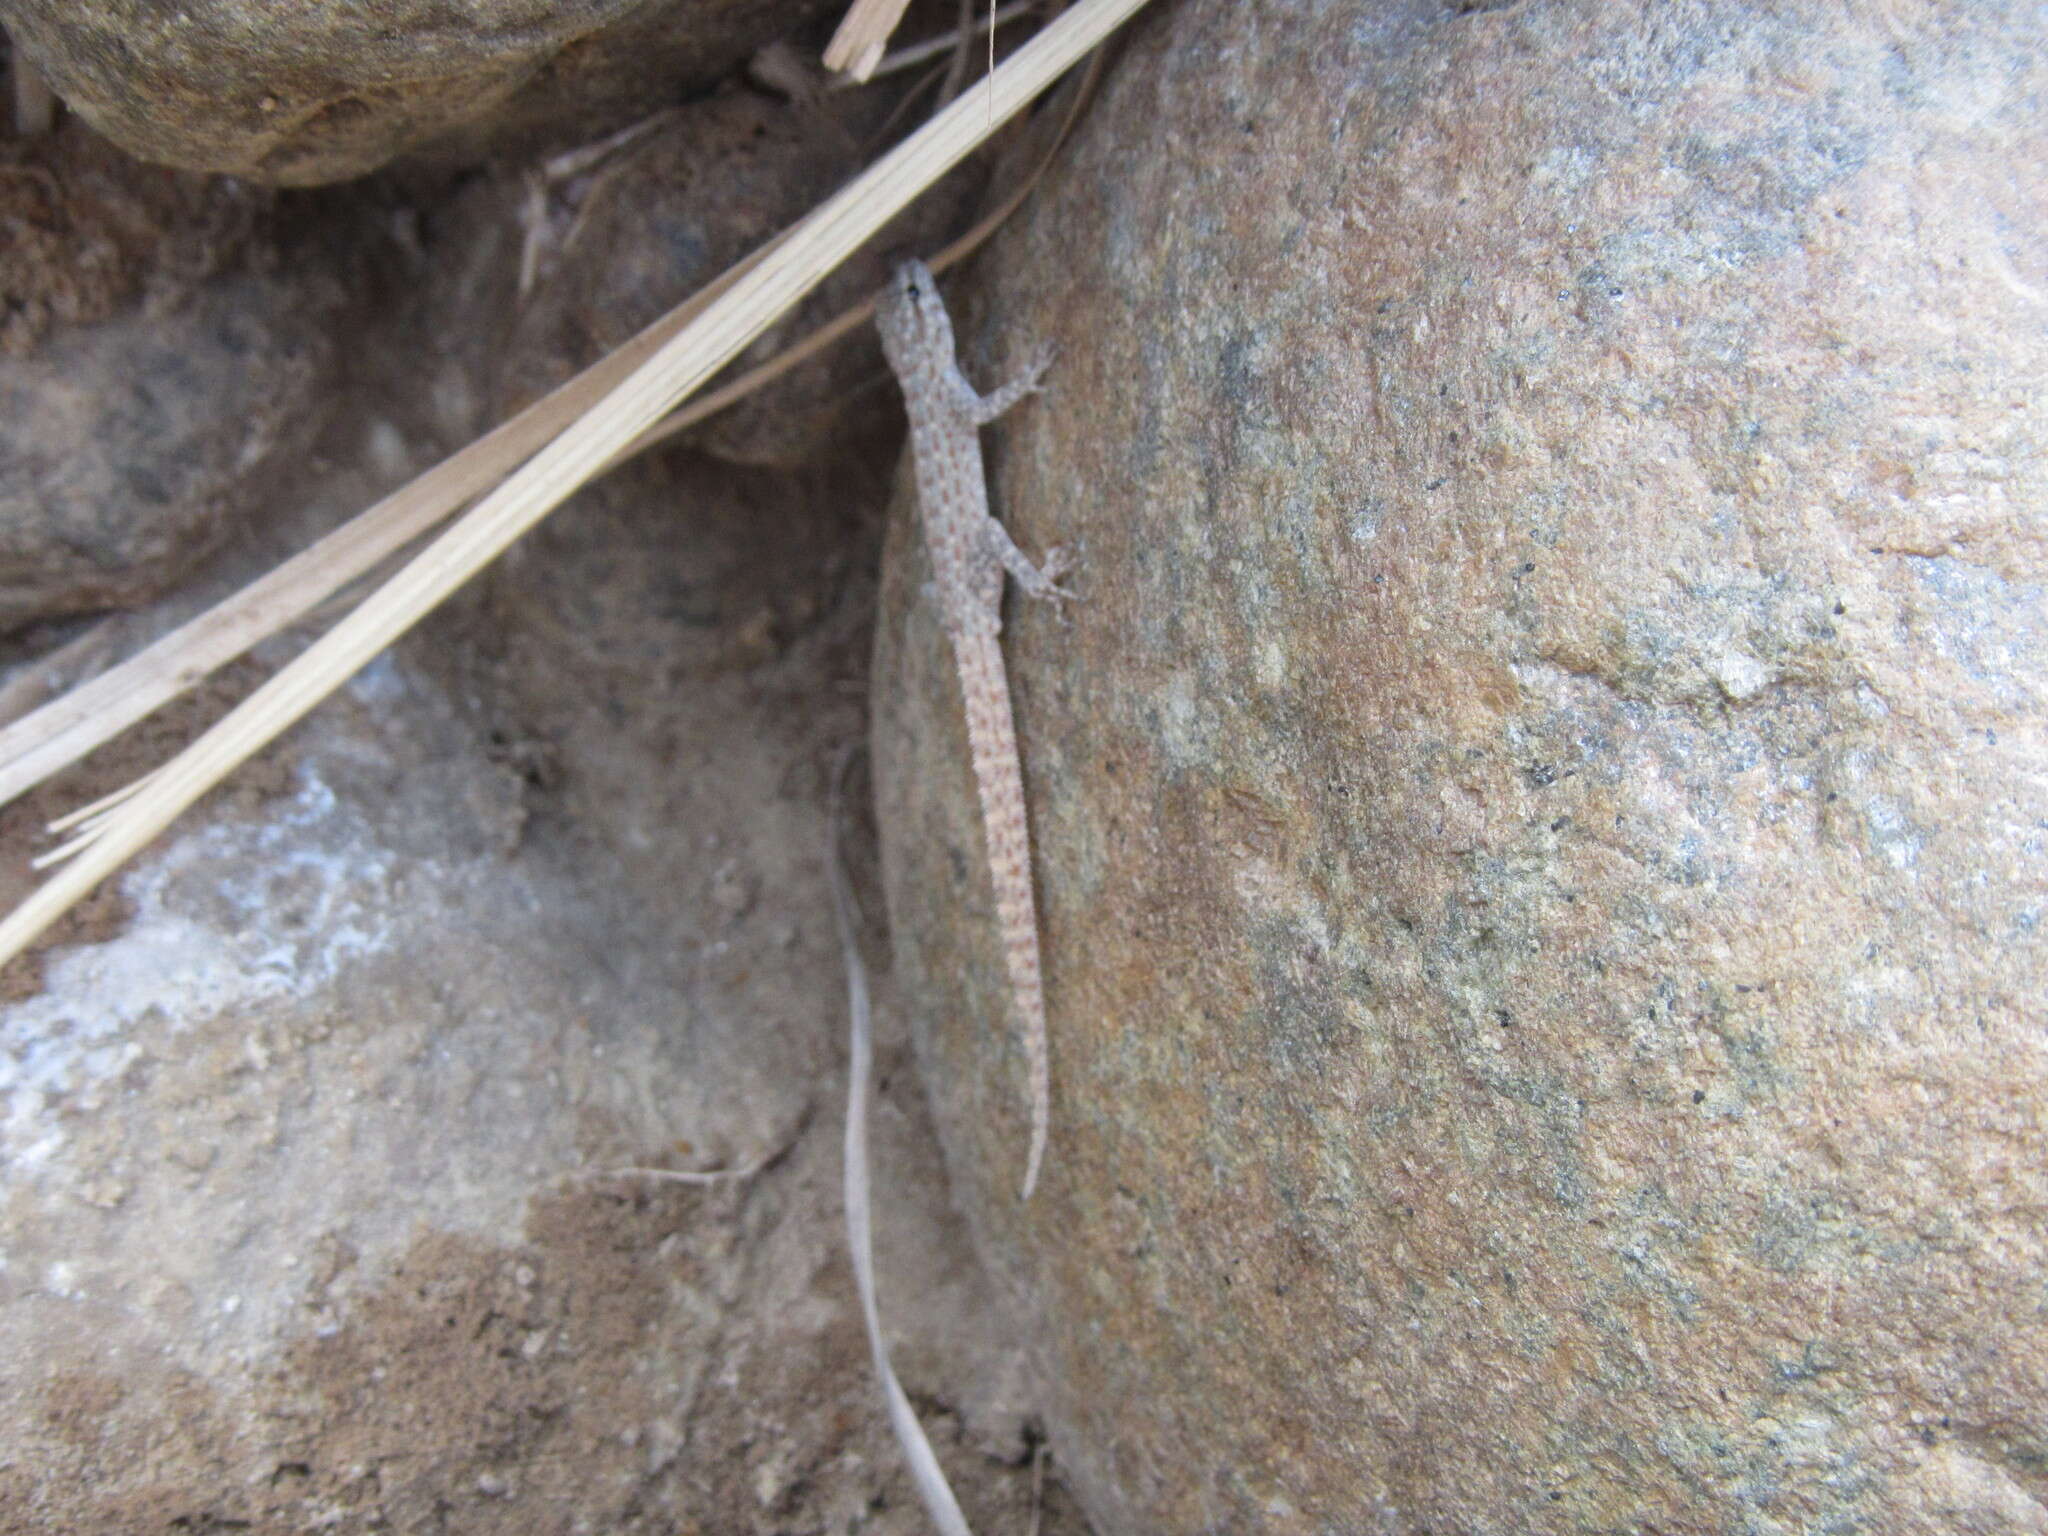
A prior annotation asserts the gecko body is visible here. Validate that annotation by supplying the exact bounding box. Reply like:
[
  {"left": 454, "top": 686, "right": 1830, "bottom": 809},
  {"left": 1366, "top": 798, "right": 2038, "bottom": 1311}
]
[{"left": 876, "top": 259, "right": 1066, "bottom": 1201}]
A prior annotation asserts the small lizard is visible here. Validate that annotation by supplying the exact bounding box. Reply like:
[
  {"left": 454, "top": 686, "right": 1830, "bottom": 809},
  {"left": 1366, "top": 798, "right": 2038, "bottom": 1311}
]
[{"left": 876, "top": 258, "right": 1067, "bottom": 1201}]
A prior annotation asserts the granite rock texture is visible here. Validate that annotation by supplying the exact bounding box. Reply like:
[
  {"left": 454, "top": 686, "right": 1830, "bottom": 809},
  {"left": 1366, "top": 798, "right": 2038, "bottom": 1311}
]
[
  {"left": 871, "top": 2, "right": 2048, "bottom": 1530},
  {"left": 0, "top": 0, "right": 826, "bottom": 185}
]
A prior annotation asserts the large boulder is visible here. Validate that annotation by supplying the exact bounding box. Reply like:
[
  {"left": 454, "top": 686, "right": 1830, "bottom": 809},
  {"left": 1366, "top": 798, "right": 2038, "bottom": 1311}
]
[
  {"left": 871, "top": 1, "right": 2048, "bottom": 1530},
  {"left": 0, "top": 0, "right": 828, "bottom": 185}
]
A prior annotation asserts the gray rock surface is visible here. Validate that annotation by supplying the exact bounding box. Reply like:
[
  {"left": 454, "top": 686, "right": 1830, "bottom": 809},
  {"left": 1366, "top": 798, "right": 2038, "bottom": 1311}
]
[
  {"left": 0, "top": 269, "right": 337, "bottom": 632},
  {"left": 871, "top": 2, "right": 2048, "bottom": 1530},
  {"left": 0, "top": 119, "right": 266, "bottom": 355},
  {"left": 0, "top": 122, "right": 333, "bottom": 633},
  {"left": 0, "top": 0, "right": 827, "bottom": 185}
]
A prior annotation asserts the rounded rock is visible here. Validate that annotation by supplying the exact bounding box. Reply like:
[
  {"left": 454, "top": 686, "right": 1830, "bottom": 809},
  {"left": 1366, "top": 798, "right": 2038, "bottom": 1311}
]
[
  {"left": 872, "top": 2, "right": 2048, "bottom": 1530},
  {"left": 0, "top": 0, "right": 827, "bottom": 185}
]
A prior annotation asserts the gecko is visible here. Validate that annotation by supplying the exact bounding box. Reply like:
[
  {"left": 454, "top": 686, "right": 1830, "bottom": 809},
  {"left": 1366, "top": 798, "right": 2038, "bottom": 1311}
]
[{"left": 875, "top": 258, "right": 1067, "bottom": 1202}]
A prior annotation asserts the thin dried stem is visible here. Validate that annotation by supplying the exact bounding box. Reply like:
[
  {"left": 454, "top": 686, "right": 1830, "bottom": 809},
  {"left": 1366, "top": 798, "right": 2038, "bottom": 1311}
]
[
  {"left": 840, "top": 0, "right": 1036, "bottom": 84},
  {"left": 0, "top": 243, "right": 767, "bottom": 815},
  {"left": 28, "top": 826, "right": 96, "bottom": 872},
  {"left": 823, "top": 0, "right": 915, "bottom": 80},
  {"left": 938, "top": 0, "right": 976, "bottom": 105},
  {"left": 828, "top": 745, "right": 974, "bottom": 1535},
  {"left": 619, "top": 46, "right": 1101, "bottom": 467},
  {"left": 45, "top": 772, "right": 154, "bottom": 835},
  {"left": 581, "top": 1161, "right": 769, "bottom": 1185}
]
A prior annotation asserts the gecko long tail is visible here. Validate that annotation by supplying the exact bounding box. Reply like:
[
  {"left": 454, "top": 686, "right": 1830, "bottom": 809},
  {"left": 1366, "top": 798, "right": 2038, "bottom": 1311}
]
[{"left": 954, "top": 630, "right": 1050, "bottom": 1201}]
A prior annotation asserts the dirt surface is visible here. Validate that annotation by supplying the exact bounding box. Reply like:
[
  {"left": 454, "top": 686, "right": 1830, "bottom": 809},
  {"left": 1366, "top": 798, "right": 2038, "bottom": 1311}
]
[{"left": 0, "top": 132, "right": 1094, "bottom": 1536}]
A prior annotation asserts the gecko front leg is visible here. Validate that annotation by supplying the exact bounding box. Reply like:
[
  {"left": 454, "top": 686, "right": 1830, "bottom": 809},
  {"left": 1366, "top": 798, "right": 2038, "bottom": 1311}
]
[
  {"left": 953, "top": 342, "right": 1053, "bottom": 425},
  {"left": 984, "top": 521, "right": 1073, "bottom": 605}
]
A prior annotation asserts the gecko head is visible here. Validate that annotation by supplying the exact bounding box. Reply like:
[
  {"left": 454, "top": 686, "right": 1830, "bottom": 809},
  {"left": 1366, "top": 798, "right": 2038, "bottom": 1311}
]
[{"left": 875, "top": 258, "right": 954, "bottom": 371}]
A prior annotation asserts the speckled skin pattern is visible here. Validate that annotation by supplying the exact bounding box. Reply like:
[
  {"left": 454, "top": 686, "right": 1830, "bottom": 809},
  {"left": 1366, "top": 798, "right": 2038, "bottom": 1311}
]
[{"left": 876, "top": 259, "right": 1065, "bottom": 1200}]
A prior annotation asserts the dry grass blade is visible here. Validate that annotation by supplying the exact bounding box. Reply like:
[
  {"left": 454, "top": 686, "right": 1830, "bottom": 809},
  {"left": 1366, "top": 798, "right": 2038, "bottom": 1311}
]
[
  {"left": 0, "top": 0, "right": 1154, "bottom": 971},
  {"left": 620, "top": 45, "right": 1102, "bottom": 468},
  {"left": 35, "top": 771, "right": 155, "bottom": 864},
  {"left": 28, "top": 826, "right": 96, "bottom": 872},
  {"left": 0, "top": 616, "right": 125, "bottom": 732},
  {"left": 827, "top": 746, "right": 974, "bottom": 1536},
  {"left": 0, "top": 44, "right": 1101, "bottom": 826},
  {"left": 45, "top": 772, "right": 153, "bottom": 835},
  {"left": 823, "top": 0, "right": 916, "bottom": 79},
  {"left": 846, "top": 0, "right": 1036, "bottom": 83},
  {"left": 0, "top": 246, "right": 762, "bottom": 816}
]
